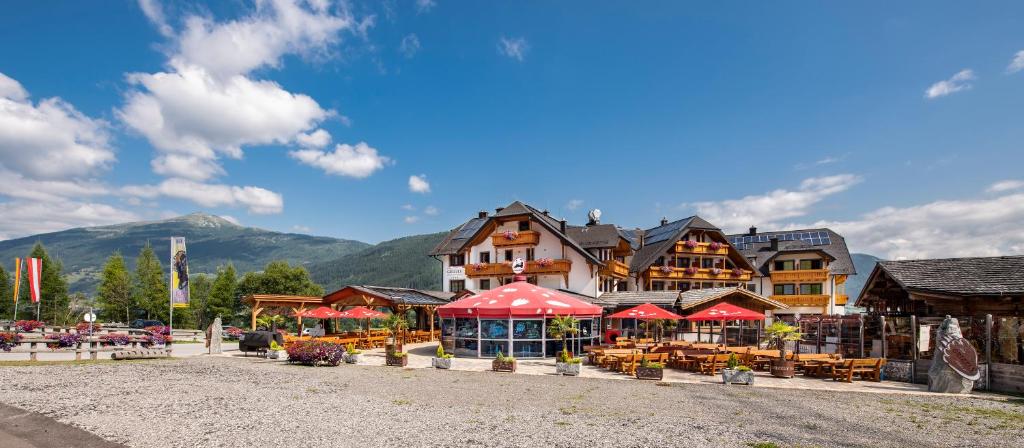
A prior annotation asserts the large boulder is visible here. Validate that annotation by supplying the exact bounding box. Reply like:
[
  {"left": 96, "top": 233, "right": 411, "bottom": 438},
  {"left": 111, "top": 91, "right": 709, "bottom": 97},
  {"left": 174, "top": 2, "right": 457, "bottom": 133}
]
[
  {"left": 927, "top": 316, "right": 980, "bottom": 394},
  {"left": 206, "top": 317, "right": 223, "bottom": 355}
]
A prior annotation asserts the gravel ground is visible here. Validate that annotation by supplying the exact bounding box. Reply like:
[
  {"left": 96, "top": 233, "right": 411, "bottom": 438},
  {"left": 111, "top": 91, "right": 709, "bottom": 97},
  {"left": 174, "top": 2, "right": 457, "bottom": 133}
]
[{"left": 0, "top": 357, "right": 1021, "bottom": 448}]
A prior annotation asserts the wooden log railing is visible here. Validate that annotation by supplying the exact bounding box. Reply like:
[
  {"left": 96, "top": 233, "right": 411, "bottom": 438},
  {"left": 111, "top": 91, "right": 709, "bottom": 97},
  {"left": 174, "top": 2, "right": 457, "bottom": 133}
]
[{"left": 1, "top": 334, "right": 173, "bottom": 361}]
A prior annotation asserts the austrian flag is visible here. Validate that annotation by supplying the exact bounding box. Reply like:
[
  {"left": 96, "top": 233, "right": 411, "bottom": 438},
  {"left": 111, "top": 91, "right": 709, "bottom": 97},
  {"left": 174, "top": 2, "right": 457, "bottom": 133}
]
[{"left": 26, "top": 257, "right": 42, "bottom": 303}]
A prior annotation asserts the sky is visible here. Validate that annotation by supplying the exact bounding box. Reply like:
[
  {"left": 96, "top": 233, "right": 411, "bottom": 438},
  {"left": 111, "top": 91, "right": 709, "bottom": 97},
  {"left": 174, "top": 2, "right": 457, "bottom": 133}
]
[{"left": 1, "top": 1, "right": 1023, "bottom": 260}]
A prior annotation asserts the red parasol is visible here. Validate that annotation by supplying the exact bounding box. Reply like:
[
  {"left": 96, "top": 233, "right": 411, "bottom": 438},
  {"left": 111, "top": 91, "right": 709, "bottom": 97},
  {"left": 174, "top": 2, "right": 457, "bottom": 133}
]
[
  {"left": 607, "top": 303, "right": 684, "bottom": 320},
  {"left": 338, "top": 306, "right": 389, "bottom": 319},
  {"left": 297, "top": 306, "right": 344, "bottom": 319},
  {"left": 438, "top": 281, "right": 603, "bottom": 318},
  {"left": 684, "top": 302, "right": 764, "bottom": 321}
]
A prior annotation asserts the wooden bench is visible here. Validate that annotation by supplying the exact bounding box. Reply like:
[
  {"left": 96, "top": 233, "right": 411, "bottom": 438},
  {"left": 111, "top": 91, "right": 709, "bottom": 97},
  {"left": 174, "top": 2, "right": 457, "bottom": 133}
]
[
  {"left": 698, "top": 354, "right": 733, "bottom": 375},
  {"left": 832, "top": 358, "right": 885, "bottom": 383},
  {"left": 619, "top": 353, "right": 667, "bottom": 375}
]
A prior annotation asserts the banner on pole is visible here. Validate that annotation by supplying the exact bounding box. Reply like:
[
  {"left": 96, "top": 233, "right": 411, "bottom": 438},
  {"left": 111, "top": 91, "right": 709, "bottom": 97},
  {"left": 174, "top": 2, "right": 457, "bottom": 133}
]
[
  {"left": 170, "top": 237, "right": 190, "bottom": 308},
  {"left": 12, "top": 258, "right": 21, "bottom": 304},
  {"left": 26, "top": 257, "right": 41, "bottom": 303}
]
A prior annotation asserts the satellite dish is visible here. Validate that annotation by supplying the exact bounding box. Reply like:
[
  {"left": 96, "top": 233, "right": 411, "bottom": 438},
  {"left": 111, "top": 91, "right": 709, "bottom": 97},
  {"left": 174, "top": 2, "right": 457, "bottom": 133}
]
[{"left": 588, "top": 209, "right": 602, "bottom": 223}]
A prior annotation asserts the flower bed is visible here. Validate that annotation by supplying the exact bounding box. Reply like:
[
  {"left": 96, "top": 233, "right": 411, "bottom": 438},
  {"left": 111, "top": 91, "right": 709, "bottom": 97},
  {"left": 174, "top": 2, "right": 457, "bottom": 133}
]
[
  {"left": 286, "top": 340, "right": 345, "bottom": 366},
  {"left": 537, "top": 257, "right": 554, "bottom": 267},
  {"left": 502, "top": 229, "right": 519, "bottom": 240},
  {"left": 0, "top": 332, "right": 21, "bottom": 352},
  {"left": 101, "top": 333, "right": 132, "bottom": 346},
  {"left": 224, "top": 327, "right": 243, "bottom": 340},
  {"left": 76, "top": 322, "right": 102, "bottom": 333},
  {"left": 14, "top": 320, "right": 45, "bottom": 332},
  {"left": 143, "top": 326, "right": 173, "bottom": 346},
  {"left": 45, "top": 332, "right": 82, "bottom": 349}
]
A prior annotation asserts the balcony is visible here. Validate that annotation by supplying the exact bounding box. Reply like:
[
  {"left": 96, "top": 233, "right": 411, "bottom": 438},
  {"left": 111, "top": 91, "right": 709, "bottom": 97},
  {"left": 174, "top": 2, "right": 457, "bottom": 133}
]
[
  {"left": 464, "top": 259, "right": 572, "bottom": 277},
  {"left": 491, "top": 230, "right": 540, "bottom": 248},
  {"left": 599, "top": 259, "right": 630, "bottom": 279},
  {"left": 645, "top": 266, "right": 752, "bottom": 282},
  {"left": 673, "top": 241, "right": 730, "bottom": 256},
  {"left": 769, "top": 269, "right": 829, "bottom": 283},
  {"left": 835, "top": 294, "right": 849, "bottom": 306},
  {"left": 770, "top": 294, "right": 830, "bottom": 308}
]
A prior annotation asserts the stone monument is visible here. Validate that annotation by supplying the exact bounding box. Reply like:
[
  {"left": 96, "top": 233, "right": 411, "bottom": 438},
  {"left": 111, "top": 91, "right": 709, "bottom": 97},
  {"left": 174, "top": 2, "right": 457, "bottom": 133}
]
[
  {"left": 206, "top": 317, "right": 223, "bottom": 355},
  {"left": 927, "top": 316, "right": 980, "bottom": 394}
]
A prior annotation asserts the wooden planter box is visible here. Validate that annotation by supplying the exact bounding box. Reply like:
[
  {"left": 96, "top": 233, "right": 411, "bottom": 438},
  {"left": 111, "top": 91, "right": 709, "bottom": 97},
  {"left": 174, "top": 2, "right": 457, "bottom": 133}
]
[
  {"left": 492, "top": 359, "right": 516, "bottom": 373},
  {"left": 386, "top": 353, "right": 408, "bottom": 367},
  {"left": 635, "top": 366, "right": 664, "bottom": 380},
  {"left": 770, "top": 360, "right": 795, "bottom": 378}
]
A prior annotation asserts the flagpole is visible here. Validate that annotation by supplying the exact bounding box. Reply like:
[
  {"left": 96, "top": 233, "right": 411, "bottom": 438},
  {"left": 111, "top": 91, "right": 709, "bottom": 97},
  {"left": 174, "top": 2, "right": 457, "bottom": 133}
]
[
  {"left": 12, "top": 258, "right": 21, "bottom": 321},
  {"left": 169, "top": 237, "right": 173, "bottom": 333}
]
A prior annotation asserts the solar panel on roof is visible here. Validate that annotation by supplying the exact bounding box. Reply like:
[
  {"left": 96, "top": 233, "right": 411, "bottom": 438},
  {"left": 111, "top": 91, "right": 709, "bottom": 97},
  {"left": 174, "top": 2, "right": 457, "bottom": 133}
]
[
  {"left": 644, "top": 218, "right": 690, "bottom": 244},
  {"left": 454, "top": 218, "right": 486, "bottom": 240}
]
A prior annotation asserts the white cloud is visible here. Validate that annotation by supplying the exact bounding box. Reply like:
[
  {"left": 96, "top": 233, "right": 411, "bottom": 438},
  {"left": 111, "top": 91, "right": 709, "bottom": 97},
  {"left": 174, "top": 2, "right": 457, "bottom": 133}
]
[
  {"left": 138, "top": 0, "right": 174, "bottom": 37},
  {"left": 292, "top": 224, "right": 311, "bottom": 233},
  {"left": 566, "top": 199, "right": 584, "bottom": 211},
  {"left": 1007, "top": 50, "right": 1024, "bottom": 74},
  {"left": 403, "top": 215, "right": 419, "bottom": 224},
  {"left": 0, "top": 72, "right": 115, "bottom": 179},
  {"left": 401, "top": 204, "right": 415, "bottom": 211},
  {"left": 0, "top": 169, "right": 109, "bottom": 203},
  {"left": 173, "top": 0, "right": 356, "bottom": 79},
  {"left": 424, "top": 205, "right": 439, "bottom": 216},
  {"left": 296, "top": 128, "right": 332, "bottom": 148},
  {"left": 408, "top": 174, "right": 431, "bottom": 193},
  {"left": 987, "top": 179, "right": 1024, "bottom": 193},
  {"left": 0, "top": 200, "right": 139, "bottom": 240},
  {"left": 151, "top": 154, "right": 225, "bottom": 181},
  {"left": 290, "top": 142, "right": 391, "bottom": 178},
  {"left": 415, "top": 0, "right": 436, "bottom": 13},
  {"left": 119, "top": 62, "right": 332, "bottom": 177},
  {"left": 794, "top": 154, "right": 849, "bottom": 170},
  {"left": 122, "top": 178, "right": 284, "bottom": 214},
  {"left": 400, "top": 33, "right": 420, "bottom": 58},
  {"left": 498, "top": 36, "right": 528, "bottom": 62},
  {"left": 925, "top": 69, "right": 975, "bottom": 99},
  {"left": 684, "top": 174, "right": 862, "bottom": 233},
  {"left": 814, "top": 190, "right": 1024, "bottom": 260}
]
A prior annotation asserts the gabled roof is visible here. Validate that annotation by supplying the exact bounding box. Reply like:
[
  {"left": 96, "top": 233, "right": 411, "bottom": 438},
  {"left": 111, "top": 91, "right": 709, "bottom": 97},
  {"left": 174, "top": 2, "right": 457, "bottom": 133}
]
[
  {"left": 323, "top": 285, "right": 453, "bottom": 306},
  {"left": 565, "top": 224, "right": 625, "bottom": 249},
  {"left": 428, "top": 201, "right": 603, "bottom": 265},
  {"left": 677, "top": 287, "right": 787, "bottom": 310},
  {"left": 589, "top": 291, "right": 681, "bottom": 308},
  {"left": 725, "top": 228, "right": 856, "bottom": 276},
  {"left": 629, "top": 216, "right": 754, "bottom": 273},
  {"left": 858, "top": 256, "right": 1024, "bottom": 300}
]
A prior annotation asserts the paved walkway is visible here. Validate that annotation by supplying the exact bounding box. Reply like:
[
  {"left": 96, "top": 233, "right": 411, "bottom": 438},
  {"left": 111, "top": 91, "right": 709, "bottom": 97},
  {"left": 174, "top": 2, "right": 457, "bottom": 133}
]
[
  {"left": 222, "top": 341, "right": 947, "bottom": 396},
  {"left": 0, "top": 403, "right": 125, "bottom": 448}
]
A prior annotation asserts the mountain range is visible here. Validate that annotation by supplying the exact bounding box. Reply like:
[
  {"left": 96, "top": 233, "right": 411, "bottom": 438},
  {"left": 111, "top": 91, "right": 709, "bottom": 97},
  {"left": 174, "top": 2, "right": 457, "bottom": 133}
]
[{"left": 0, "top": 213, "right": 881, "bottom": 301}]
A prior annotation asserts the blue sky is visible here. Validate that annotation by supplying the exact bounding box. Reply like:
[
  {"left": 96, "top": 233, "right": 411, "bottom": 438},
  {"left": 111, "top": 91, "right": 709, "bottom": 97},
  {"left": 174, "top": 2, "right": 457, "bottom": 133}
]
[{"left": 1, "top": 1, "right": 1023, "bottom": 259}]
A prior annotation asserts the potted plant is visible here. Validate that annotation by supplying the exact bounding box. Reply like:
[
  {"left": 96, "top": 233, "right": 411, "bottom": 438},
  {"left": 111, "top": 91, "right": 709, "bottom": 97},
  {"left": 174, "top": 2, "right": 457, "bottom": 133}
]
[
  {"left": 635, "top": 358, "right": 664, "bottom": 380},
  {"left": 684, "top": 266, "right": 699, "bottom": 275},
  {"left": 554, "top": 349, "right": 582, "bottom": 376},
  {"left": 343, "top": 343, "right": 362, "bottom": 364},
  {"left": 0, "top": 332, "right": 22, "bottom": 352},
  {"left": 721, "top": 353, "right": 755, "bottom": 385},
  {"left": 267, "top": 340, "right": 286, "bottom": 359},
  {"left": 492, "top": 350, "right": 516, "bottom": 372},
  {"left": 383, "top": 313, "right": 409, "bottom": 354},
  {"left": 432, "top": 344, "right": 453, "bottom": 369},
  {"left": 764, "top": 321, "right": 802, "bottom": 378},
  {"left": 683, "top": 240, "right": 699, "bottom": 249},
  {"left": 547, "top": 315, "right": 580, "bottom": 374},
  {"left": 386, "top": 351, "right": 408, "bottom": 367},
  {"left": 708, "top": 241, "right": 723, "bottom": 251}
]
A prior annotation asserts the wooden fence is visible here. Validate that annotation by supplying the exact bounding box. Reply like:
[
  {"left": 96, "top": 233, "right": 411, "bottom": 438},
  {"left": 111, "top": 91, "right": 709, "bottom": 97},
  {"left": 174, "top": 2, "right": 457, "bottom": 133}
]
[{"left": 2, "top": 333, "right": 173, "bottom": 361}]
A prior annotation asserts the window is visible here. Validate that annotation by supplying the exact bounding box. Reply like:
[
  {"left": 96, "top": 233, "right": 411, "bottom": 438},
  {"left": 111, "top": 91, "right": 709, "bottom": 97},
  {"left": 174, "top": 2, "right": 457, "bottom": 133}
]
[
  {"left": 616, "top": 281, "right": 628, "bottom": 292},
  {"left": 479, "top": 279, "right": 491, "bottom": 290},
  {"left": 450, "top": 280, "right": 465, "bottom": 293},
  {"left": 449, "top": 254, "right": 465, "bottom": 266},
  {"left": 675, "top": 257, "right": 690, "bottom": 268},
  {"left": 773, "top": 284, "right": 796, "bottom": 295},
  {"left": 799, "top": 259, "right": 823, "bottom": 270},
  {"left": 655, "top": 256, "right": 665, "bottom": 266},
  {"left": 518, "top": 220, "right": 530, "bottom": 231},
  {"left": 651, "top": 281, "right": 665, "bottom": 291},
  {"left": 746, "top": 283, "right": 757, "bottom": 292},
  {"left": 679, "top": 282, "right": 691, "bottom": 292},
  {"left": 504, "top": 249, "right": 513, "bottom": 262},
  {"left": 800, "top": 283, "right": 823, "bottom": 295},
  {"left": 702, "top": 258, "right": 714, "bottom": 268},
  {"left": 526, "top": 248, "right": 535, "bottom": 261},
  {"left": 479, "top": 251, "right": 490, "bottom": 263},
  {"left": 774, "top": 260, "right": 795, "bottom": 271}
]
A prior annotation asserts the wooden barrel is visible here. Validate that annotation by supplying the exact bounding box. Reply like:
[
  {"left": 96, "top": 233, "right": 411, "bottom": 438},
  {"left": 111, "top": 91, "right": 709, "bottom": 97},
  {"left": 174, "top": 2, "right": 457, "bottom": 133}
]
[{"left": 771, "top": 360, "right": 795, "bottom": 378}]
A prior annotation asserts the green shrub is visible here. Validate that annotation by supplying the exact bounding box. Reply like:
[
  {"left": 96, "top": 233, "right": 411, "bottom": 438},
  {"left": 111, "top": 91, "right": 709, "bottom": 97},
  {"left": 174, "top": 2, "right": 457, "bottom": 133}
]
[
  {"left": 726, "top": 353, "right": 739, "bottom": 369},
  {"left": 345, "top": 342, "right": 361, "bottom": 355},
  {"left": 736, "top": 365, "right": 752, "bottom": 372}
]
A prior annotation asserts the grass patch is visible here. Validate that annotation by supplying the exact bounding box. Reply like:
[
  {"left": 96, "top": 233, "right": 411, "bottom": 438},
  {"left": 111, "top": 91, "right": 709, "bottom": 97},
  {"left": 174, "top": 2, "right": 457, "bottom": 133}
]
[
  {"left": 392, "top": 399, "right": 412, "bottom": 406},
  {"left": 746, "top": 443, "right": 781, "bottom": 448}
]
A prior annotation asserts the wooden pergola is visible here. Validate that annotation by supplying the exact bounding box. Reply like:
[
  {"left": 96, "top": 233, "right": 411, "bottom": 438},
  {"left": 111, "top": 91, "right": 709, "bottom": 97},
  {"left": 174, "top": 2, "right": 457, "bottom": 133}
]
[{"left": 242, "top": 294, "right": 325, "bottom": 330}]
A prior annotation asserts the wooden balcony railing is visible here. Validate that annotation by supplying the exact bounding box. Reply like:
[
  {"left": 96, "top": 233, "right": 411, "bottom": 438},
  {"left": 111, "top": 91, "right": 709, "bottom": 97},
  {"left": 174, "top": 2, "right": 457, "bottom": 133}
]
[
  {"left": 645, "top": 267, "right": 752, "bottom": 282},
  {"left": 673, "top": 241, "right": 730, "bottom": 256},
  {"left": 770, "top": 294, "right": 830, "bottom": 308},
  {"left": 835, "top": 294, "right": 849, "bottom": 306},
  {"left": 599, "top": 259, "right": 630, "bottom": 279},
  {"left": 491, "top": 230, "right": 540, "bottom": 247},
  {"left": 769, "top": 269, "right": 829, "bottom": 283},
  {"left": 464, "top": 259, "right": 572, "bottom": 277}
]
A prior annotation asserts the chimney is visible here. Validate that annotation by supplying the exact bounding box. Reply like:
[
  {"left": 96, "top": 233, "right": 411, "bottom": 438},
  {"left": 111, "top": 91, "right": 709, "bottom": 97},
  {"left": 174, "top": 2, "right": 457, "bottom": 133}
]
[
  {"left": 660, "top": 217, "right": 669, "bottom": 226},
  {"left": 560, "top": 219, "right": 567, "bottom": 233},
  {"left": 769, "top": 237, "right": 779, "bottom": 251},
  {"left": 748, "top": 226, "right": 757, "bottom": 236},
  {"left": 636, "top": 228, "right": 645, "bottom": 247},
  {"left": 542, "top": 209, "right": 550, "bottom": 216},
  {"left": 478, "top": 211, "right": 488, "bottom": 219},
  {"left": 495, "top": 207, "right": 504, "bottom": 214}
]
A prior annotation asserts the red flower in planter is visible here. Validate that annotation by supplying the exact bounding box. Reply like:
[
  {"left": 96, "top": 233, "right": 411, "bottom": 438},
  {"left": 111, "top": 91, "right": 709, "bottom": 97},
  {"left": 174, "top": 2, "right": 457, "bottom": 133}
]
[
  {"left": 0, "top": 332, "right": 22, "bottom": 352},
  {"left": 731, "top": 268, "right": 744, "bottom": 277},
  {"left": 537, "top": 258, "right": 555, "bottom": 267},
  {"left": 659, "top": 265, "right": 674, "bottom": 274},
  {"left": 708, "top": 242, "right": 723, "bottom": 251},
  {"left": 684, "top": 267, "right": 699, "bottom": 275},
  {"left": 14, "top": 320, "right": 45, "bottom": 332},
  {"left": 502, "top": 230, "right": 519, "bottom": 240},
  {"left": 472, "top": 263, "right": 487, "bottom": 271},
  {"left": 683, "top": 240, "right": 699, "bottom": 249}
]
